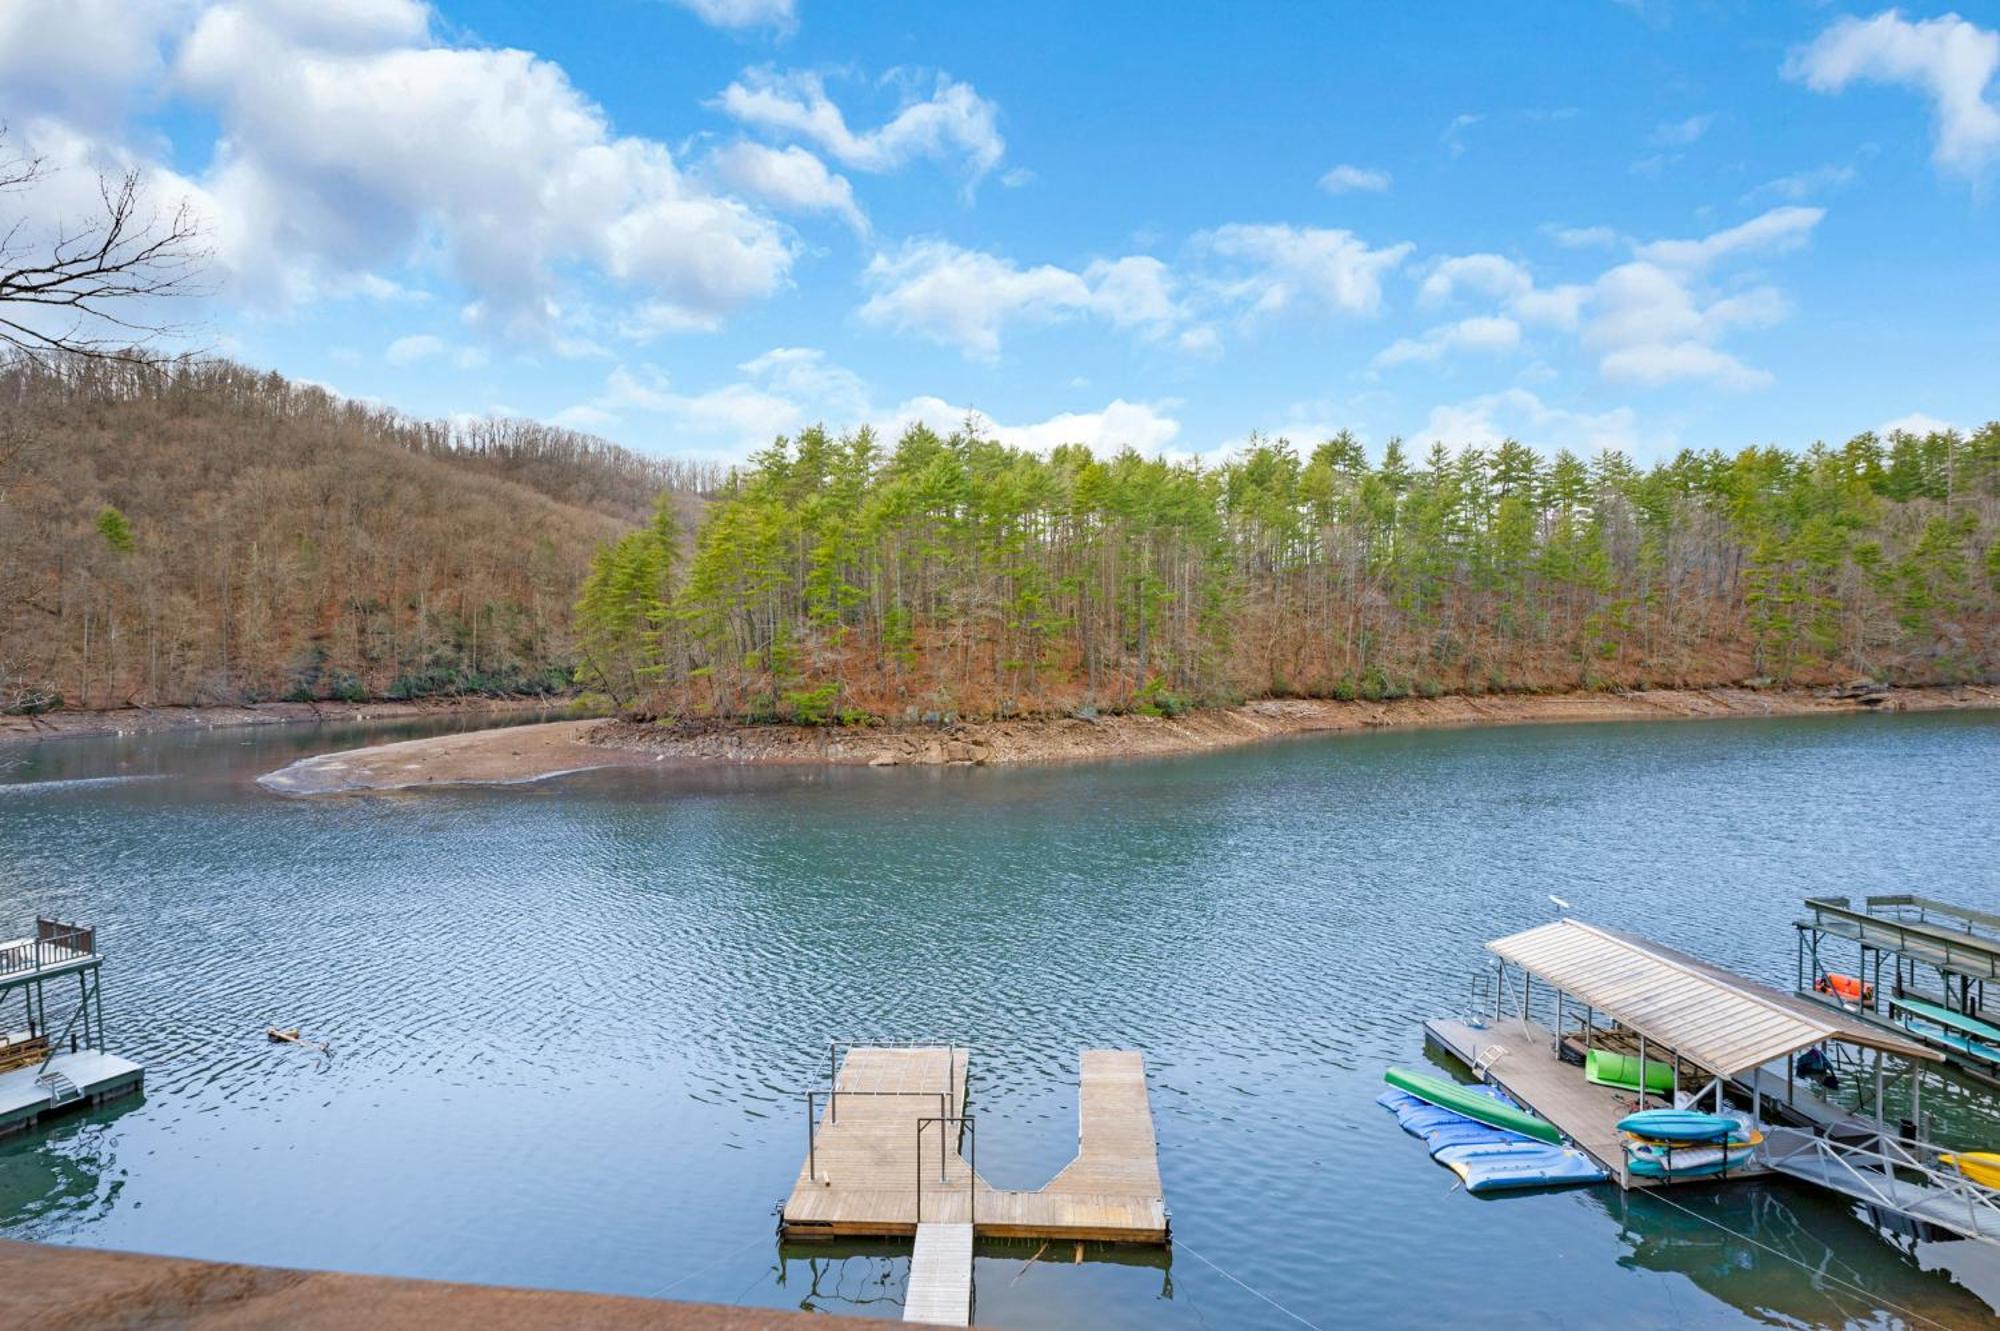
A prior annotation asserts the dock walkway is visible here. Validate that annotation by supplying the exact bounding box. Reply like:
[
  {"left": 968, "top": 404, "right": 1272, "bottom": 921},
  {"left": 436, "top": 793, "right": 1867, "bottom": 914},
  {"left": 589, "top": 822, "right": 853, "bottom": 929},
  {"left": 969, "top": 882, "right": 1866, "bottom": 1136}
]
[
  {"left": 780, "top": 1046, "right": 1168, "bottom": 1244},
  {"left": 904, "top": 1223, "right": 972, "bottom": 1326}
]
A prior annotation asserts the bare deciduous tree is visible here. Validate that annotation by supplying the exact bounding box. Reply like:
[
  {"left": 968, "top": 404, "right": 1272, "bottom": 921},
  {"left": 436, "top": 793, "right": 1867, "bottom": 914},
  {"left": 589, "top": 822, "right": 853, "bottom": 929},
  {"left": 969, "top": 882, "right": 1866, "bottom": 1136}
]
[{"left": 0, "top": 126, "right": 210, "bottom": 365}]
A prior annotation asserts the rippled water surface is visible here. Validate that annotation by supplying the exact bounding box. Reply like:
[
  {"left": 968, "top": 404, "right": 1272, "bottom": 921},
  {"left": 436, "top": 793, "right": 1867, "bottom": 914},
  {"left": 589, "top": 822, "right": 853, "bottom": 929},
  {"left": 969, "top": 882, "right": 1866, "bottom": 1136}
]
[{"left": 2, "top": 709, "right": 1998, "bottom": 1327}]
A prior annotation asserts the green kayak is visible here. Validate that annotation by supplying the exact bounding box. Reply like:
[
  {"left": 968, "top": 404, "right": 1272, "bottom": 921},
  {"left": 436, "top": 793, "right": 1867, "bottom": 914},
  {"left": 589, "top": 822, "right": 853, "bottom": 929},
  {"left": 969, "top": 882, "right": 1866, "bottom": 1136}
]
[
  {"left": 1585, "top": 1048, "right": 1675, "bottom": 1094},
  {"left": 1384, "top": 1066, "right": 1562, "bottom": 1144}
]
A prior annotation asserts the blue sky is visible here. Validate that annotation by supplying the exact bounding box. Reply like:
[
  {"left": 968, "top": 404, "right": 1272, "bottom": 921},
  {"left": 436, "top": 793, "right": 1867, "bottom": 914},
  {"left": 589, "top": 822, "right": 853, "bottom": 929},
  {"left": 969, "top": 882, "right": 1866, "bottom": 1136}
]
[{"left": 2, "top": 0, "right": 1996, "bottom": 464}]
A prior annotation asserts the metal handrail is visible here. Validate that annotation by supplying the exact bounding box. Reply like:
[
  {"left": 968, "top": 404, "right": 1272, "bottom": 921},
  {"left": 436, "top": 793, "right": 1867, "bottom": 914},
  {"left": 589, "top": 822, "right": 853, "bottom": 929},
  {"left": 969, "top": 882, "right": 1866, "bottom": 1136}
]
[
  {"left": 802, "top": 1089, "right": 948, "bottom": 1183},
  {"left": 1765, "top": 1126, "right": 2000, "bottom": 1239},
  {"left": 825, "top": 1040, "right": 959, "bottom": 1125},
  {"left": 914, "top": 1115, "right": 974, "bottom": 1227}
]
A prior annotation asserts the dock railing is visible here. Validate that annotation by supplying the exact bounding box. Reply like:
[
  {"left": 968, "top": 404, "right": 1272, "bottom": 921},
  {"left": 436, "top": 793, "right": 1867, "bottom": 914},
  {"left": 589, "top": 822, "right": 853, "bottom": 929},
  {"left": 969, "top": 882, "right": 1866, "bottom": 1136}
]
[
  {"left": 1764, "top": 1125, "right": 2000, "bottom": 1240},
  {"left": 0, "top": 919, "right": 96, "bottom": 979},
  {"left": 914, "top": 1116, "right": 974, "bottom": 1226},
  {"left": 802, "top": 1088, "right": 949, "bottom": 1183}
]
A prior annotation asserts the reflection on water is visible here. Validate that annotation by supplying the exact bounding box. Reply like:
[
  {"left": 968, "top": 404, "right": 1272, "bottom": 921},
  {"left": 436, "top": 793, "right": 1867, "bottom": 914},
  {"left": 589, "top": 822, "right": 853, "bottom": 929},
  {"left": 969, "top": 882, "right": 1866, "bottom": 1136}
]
[{"left": 0, "top": 708, "right": 1995, "bottom": 1328}]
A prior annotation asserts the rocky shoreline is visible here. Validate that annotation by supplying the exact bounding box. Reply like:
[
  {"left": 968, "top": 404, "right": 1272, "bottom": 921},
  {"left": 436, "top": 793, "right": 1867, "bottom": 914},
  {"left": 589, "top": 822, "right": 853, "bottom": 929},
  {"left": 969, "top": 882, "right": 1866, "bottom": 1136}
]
[
  {"left": 0, "top": 696, "right": 576, "bottom": 746},
  {"left": 251, "top": 683, "right": 1999, "bottom": 794}
]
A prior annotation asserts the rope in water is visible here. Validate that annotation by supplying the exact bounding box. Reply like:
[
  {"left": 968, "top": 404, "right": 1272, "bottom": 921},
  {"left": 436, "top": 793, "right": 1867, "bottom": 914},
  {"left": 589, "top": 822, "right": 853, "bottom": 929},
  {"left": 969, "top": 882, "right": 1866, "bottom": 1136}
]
[
  {"left": 649, "top": 1229, "right": 774, "bottom": 1300},
  {"left": 1632, "top": 1188, "right": 1953, "bottom": 1331},
  {"left": 1173, "top": 1236, "right": 1325, "bottom": 1330}
]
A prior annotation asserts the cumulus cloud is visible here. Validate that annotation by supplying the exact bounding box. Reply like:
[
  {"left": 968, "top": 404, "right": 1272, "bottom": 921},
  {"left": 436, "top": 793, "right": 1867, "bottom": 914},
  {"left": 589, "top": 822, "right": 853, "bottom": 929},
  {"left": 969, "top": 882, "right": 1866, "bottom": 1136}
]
[
  {"left": 890, "top": 396, "right": 1182, "bottom": 455},
  {"left": 1197, "top": 224, "right": 1413, "bottom": 321},
  {"left": 1419, "top": 254, "right": 1587, "bottom": 329},
  {"left": 713, "top": 67, "right": 1005, "bottom": 190},
  {"left": 385, "top": 333, "right": 443, "bottom": 365},
  {"left": 1879, "top": 410, "right": 1960, "bottom": 436},
  {"left": 1374, "top": 316, "right": 1521, "bottom": 367},
  {"left": 1584, "top": 261, "right": 1786, "bottom": 390},
  {"left": 857, "top": 240, "right": 1178, "bottom": 357},
  {"left": 1786, "top": 10, "right": 2000, "bottom": 179},
  {"left": 1651, "top": 113, "right": 1715, "bottom": 146},
  {"left": 1545, "top": 224, "right": 1619, "bottom": 249},
  {"left": 708, "top": 141, "right": 865, "bottom": 234},
  {"left": 0, "top": 0, "right": 185, "bottom": 129},
  {"left": 670, "top": 0, "right": 796, "bottom": 34},
  {"left": 174, "top": 4, "right": 797, "bottom": 329},
  {"left": 1418, "top": 208, "right": 1821, "bottom": 389},
  {"left": 1420, "top": 388, "right": 1644, "bottom": 456},
  {"left": 1632, "top": 205, "right": 1823, "bottom": 268},
  {"left": 1, "top": 0, "right": 798, "bottom": 340},
  {"left": 1318, "top": 164, "right": 1391, "bottom": 193},
  {"left": 564, "top": 347, "right": 1179, "bottom": 457}
]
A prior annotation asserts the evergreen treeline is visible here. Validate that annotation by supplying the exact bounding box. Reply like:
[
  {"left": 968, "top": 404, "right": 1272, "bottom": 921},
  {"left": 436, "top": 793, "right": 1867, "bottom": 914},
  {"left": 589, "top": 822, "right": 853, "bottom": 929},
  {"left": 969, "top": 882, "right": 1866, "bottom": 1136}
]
[
  {"left": 576, "top": 421, "right": 2000, "bottom": 722},
  {"left": 0, "top": 357, "right": 718, "bottom": 711}
]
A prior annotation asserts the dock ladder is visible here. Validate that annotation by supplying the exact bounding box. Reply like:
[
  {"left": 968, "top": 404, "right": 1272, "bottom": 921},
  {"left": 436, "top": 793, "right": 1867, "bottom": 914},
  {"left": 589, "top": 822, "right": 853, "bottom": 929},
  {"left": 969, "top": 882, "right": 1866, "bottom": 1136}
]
[{"left": 36, "top": 1069, "right": 80, "bottom": 1107}]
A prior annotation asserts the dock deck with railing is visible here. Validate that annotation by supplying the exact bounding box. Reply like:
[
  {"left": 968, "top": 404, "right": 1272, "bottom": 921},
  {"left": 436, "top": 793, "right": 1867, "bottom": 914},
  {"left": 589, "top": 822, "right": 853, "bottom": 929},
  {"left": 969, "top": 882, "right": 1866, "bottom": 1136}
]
[
  {"left": 779, "top": 1045, "right": 1169, "bottom": 1245},
  {"left": 0, "top": 918, "right": 143, "bottom": 1135}
]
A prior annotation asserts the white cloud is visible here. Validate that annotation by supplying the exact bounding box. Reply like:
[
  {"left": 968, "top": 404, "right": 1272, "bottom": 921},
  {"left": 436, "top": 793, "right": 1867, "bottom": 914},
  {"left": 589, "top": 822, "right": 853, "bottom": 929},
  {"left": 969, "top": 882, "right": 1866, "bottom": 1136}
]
[
  {"left": 892, "top": 397, "right": 1182, "bottom": 455},
  {"left": 1633, "top": 205, "right": 1824, "bottom": 268},
  {"left": 1787, "top": 10, "right": 2000, "bottom": 179},
  {"left": 1374, "top": 315, "right": 1521, "bottom": 367},
  {"left": 566, "top": 347, "right": 1179, "bottom": 458},
  {"left": 713, "top": 67, "right": 1004, "bottom": 190},
  {"left": 385, "top": 333, "right": 443, "bottom": 364},
  {"left": 1198, "top": 224, "right": 1412, "bottom": 321},
  {"left": 0, "top": 0, "right": 185, "bottom": 129},
  {"left": 1879, "top": 410, "right": 1959, "bottom": 436},
  {"left": 670, "top": 0, "right": 795, "bottom": 34},
  {"left": 1318, "top": 164, "right": 1391, "bottom": 194},
  {"left": 1442, "top": 113, "right": 1481, "bottom": 157},
  {"left": 708, "top": 141, "right": 865, "bottom": 234},
  {"left": 1585, "top": 261, "right": 1786, "bottom": 390},
  {"left": 1651, "top": 113, "right": 1714, "bottom": 146},
  {"left": 1743, "top": 162, "right": 1858, "bottom": 203},
  {"left": 1420, "top": 388, "right": 1644, "bottom": 456},
  {"left": 1419, "top": 254, "right": 1587, "bottom": 329},
  {"left": 0, "top": 1, "right": 798, "bottom": 337},
  {"left": 1419, "top": 209, "right": 1819, "bottom": 391},
  {"left": 1545, "top": 224, "right": 1619, "bottom": 249},
  {"left": 857, "top": 241, "right": 1179, "bottom": 356}
]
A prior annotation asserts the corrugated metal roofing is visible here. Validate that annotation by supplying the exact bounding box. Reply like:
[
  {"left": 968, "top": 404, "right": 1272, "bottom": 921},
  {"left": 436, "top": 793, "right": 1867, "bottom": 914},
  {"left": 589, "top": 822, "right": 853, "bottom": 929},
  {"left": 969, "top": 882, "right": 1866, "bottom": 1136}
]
[{"left": 1488, "top": 919, "right": 1940, "bottom": 1076}]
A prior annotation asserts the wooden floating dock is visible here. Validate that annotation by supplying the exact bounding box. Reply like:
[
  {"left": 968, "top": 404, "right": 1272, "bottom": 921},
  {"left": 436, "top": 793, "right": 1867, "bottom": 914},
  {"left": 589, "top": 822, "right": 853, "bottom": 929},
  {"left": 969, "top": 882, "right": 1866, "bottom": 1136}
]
[{"left": 779, "top": 1046, "right": 1169, "bottom": 1245}]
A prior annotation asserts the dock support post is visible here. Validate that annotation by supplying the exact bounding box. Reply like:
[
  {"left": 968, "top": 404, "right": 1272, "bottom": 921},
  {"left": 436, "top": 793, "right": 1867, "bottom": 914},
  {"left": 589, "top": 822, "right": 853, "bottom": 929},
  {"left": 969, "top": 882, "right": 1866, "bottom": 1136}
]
[
  {"left": 1911, "top": 1062, "right": 1923, "bottom": 1142},
  {"left": 1637, "top": 1034, "right": 1648, "bottom": 1108}
]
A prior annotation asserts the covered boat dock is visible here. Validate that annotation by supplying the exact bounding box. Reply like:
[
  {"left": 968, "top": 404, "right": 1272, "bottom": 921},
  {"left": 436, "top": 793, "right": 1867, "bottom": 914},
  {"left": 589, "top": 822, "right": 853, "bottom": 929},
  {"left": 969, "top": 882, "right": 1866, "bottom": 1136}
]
[
  {"left": 1424, "top": 919, "right": 1992, "bottom": 1219},
  {"left": 1797, "top": 895, "right": 2000, "bottom": 1083}
]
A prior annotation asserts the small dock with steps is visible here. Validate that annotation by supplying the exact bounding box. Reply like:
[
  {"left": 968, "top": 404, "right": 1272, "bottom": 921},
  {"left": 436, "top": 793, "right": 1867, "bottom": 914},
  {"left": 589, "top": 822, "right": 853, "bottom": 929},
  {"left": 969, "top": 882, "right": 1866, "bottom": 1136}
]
[
  {"left": 0, "top": 919, "right": 143, "bottom": 1135},
  {"left": 779, "top": 1044, "right": 1169, "bottom": 1325}
]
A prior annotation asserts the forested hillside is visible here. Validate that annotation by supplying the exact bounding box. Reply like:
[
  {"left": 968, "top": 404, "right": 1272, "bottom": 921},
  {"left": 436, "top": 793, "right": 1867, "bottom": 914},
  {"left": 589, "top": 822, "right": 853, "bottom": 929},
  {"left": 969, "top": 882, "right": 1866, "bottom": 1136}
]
[
  {"left": 0, "top": 358, "right": 717, "bottom": 711},
  {"left": 576, "top": 420, "right": 2000, "bottom": 722},
  {"left": 5, "top": 354, "right": 1994, "bottom": 721}
]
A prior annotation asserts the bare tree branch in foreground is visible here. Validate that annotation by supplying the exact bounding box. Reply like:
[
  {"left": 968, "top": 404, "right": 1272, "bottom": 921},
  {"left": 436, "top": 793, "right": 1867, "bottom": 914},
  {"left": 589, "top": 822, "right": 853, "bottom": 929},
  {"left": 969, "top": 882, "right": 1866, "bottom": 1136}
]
[{"left": 0, "top": 126, "right": 211, "bottom": 365}]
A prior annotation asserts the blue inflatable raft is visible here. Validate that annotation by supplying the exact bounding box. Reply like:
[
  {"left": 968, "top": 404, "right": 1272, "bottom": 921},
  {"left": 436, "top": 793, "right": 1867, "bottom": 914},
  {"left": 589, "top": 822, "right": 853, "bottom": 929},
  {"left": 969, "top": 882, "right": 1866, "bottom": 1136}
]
[{"left": 1378, "top": 1087, "right": 1606, "bottom": 1193}]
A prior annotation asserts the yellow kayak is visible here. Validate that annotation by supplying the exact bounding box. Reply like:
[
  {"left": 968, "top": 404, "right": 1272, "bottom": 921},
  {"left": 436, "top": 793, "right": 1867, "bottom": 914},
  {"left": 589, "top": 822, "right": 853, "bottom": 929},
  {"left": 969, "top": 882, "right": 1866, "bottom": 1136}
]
[{"left": 1940, "top": 1152, "right": 2000, "bottom": 1188}]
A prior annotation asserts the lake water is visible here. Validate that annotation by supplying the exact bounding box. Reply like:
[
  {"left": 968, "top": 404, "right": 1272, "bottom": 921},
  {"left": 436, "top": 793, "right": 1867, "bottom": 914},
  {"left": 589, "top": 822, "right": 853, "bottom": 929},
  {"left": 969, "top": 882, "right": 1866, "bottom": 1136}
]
[{"left": 1, "top": 708, "right": 1998, "bottom": 1328}]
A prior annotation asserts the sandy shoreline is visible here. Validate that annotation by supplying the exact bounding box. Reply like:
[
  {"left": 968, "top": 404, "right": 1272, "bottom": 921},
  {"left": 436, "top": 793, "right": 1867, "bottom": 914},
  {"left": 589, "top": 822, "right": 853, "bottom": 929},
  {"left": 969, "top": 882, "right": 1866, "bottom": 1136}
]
[{"left": 253, "top": 683, "right": 1999, "bottom": 795}]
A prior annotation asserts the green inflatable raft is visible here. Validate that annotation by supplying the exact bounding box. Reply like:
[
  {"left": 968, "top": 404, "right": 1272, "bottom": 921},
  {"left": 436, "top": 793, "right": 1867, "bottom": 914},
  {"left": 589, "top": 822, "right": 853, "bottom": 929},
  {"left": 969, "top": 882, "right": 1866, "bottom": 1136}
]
[
  {"left": 1383, "top": 1067, "right": 1562, "bottom": 1145},
  {"left": 1584, "top": 1048, "right": 1675, "bottom": 1095}
]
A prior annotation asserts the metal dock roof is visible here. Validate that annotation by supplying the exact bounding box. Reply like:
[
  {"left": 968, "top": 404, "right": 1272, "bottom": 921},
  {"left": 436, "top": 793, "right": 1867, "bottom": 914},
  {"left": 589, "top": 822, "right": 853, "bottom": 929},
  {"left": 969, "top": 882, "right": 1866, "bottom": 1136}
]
[{"left": 1488, "top": 919, "right": 1940, "bottom": 1076}]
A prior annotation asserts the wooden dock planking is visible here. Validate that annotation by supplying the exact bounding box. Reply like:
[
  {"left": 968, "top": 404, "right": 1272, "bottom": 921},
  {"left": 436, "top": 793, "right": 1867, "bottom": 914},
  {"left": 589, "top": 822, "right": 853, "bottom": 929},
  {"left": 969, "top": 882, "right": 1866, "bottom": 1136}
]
[
  {"left": 780, "top": 1046, "right": 1168, "bottom": 1244},
  {"left": 1425, "top": 1016, "right": 1770, "bottom": 1188},
  {"left": 903, "top": 1223, "right": 972, "bottom": 1325}
]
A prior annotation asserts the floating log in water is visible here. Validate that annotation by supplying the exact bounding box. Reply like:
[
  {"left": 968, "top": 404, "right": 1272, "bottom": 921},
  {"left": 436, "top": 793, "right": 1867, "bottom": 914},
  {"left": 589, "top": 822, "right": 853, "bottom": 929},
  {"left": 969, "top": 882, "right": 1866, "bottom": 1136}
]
[{"left": 265, "top": 1027, "right": 331, "bottom": 1054}]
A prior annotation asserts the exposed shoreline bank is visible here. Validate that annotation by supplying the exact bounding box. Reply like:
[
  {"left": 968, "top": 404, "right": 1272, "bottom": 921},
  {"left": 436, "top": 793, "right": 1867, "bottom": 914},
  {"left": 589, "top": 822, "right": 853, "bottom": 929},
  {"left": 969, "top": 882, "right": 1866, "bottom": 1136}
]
[
  {"left": 256, "top": 683, "right": 2000, "bottom": 795},
  {"left": 0, "top": 696, "right": 577, "bottom": 746}
]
